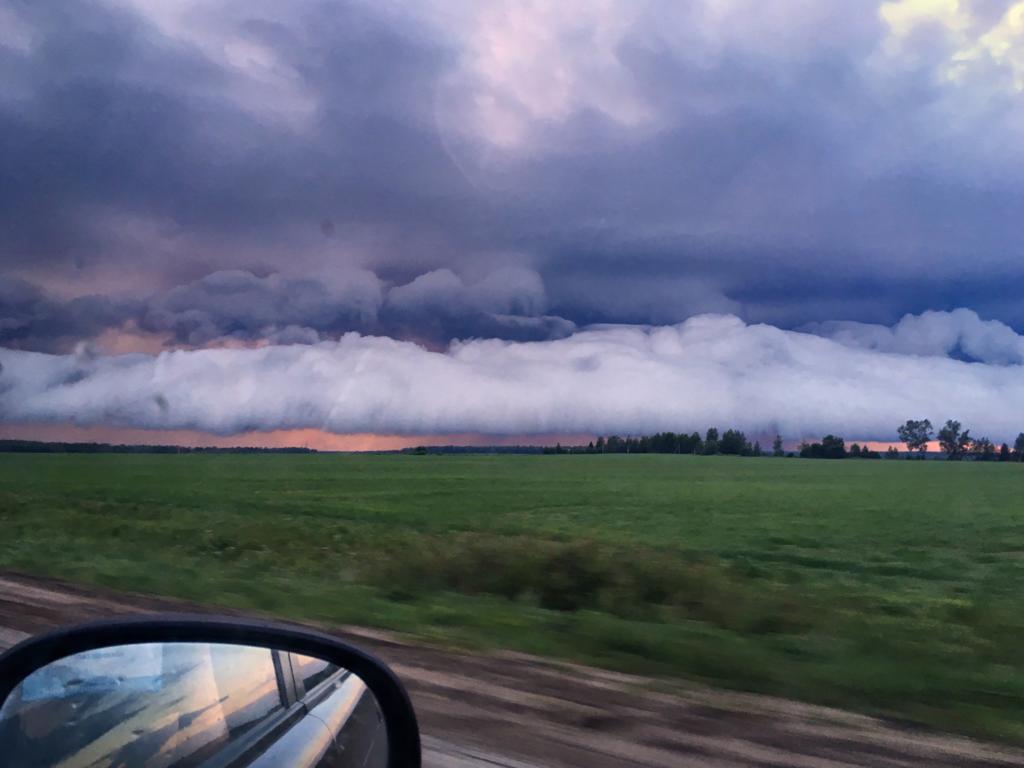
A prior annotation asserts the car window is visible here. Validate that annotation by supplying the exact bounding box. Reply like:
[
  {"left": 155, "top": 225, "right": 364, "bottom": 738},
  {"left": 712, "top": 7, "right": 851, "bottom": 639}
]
[
  {"left": 290, "top": 653, "right": 340, "bottom": 695},
  {"left": 207, "top": 644, "right": 285, "bottom": 736},
  {"left": 0, "top": 642, "right": 285, "bottom": 768}
]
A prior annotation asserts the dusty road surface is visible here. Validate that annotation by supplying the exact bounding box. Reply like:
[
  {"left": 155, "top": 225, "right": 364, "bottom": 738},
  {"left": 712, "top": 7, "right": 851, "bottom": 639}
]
[{"left": 2, "top": 572, "right": 1024, "bottom": 767}]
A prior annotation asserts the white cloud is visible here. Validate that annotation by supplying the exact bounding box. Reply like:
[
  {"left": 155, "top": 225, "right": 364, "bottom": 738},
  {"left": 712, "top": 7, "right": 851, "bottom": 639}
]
[
  {"left": 805, "top": 308, "right": 1024, "bottom": 365},
  {"left": 3, "top": 311, "right": 1022, "bottom": 441},
  {"left": 874, "top": 0, "right": 1024, "bottom": 176},
  {"left": 880, "top": 0, "right": 1024, "bottom": 90}
]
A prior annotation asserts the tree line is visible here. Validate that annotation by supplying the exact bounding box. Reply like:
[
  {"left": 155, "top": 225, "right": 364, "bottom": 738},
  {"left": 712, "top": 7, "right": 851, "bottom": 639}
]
[
  {"left": 555, "top": 430, "right": 882, "bottom": 459},
  {"left": 798, "top": 436, "right": 882, "bottom": 460},
  {"left": 549, "top": 420, "right": 1024, "bottom": 462},
  {"left": 896, "top": 419, "right": 1024, "bottom": 461},
  {"left": 551, "top": 429, "right": 774, "bottom": 456}
]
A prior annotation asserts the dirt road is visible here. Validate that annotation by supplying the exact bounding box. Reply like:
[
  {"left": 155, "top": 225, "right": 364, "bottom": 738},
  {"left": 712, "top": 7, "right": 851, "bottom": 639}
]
[{"left": 1, "top": 571, "right": 1023, "bottom": 767}]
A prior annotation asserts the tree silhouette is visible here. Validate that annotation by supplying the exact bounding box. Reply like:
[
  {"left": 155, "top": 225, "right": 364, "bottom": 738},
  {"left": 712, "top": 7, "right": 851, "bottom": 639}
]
[
  {"left": 703, "top": 428, "right": 719, "bottom": 455},
  {"left": 937, "top": 420, "right": 971, "bottom": 460},
  {"left": 719, "top": 429, "right": 750, "bottom": 455},
  {"left": 971, "top": 437, "right": 995, "bottom": 462},
  {"left": 896, "top": 419, "right": 933, "bottom": 457}
]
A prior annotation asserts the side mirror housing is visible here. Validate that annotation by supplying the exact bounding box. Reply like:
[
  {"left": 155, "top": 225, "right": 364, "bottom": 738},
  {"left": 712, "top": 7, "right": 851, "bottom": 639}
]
[{"left": 0, "top": 615, "right": 421, "bottom": 768}]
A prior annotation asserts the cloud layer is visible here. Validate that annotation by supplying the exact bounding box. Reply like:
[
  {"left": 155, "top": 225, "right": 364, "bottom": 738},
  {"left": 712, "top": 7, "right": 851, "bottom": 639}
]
[
  {"left": 0, "top": 266, "right": 575, "bottom": 352},
  {"left": 806, "top": 309, "right": 1024, "bottom": 366},
  {"left": 4, "top": 312, "right": 1022, "bottom": 442},
  {"left": 2, "top": 0, "right": 1024, "bottom": 339}
]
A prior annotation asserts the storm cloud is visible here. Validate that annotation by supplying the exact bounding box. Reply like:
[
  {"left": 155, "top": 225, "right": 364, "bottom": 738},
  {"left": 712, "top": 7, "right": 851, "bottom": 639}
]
[
  {"left": 3, "top": 313, "right": 1023, "bottom": 442},
  {"left": 2, "top": 0, "right": 1024, "bottom": 442},
  {"left": 2, "top": 0, "right": 1024, "bottom": 336},
  {"left": 0, "top": 265, "right": 574, "bottom": 351}
]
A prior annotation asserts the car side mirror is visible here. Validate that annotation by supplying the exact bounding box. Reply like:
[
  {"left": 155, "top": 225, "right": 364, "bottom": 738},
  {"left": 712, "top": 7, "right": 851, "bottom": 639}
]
[{"left": 0, "top": 615, "right": 421, "bottom": 768}]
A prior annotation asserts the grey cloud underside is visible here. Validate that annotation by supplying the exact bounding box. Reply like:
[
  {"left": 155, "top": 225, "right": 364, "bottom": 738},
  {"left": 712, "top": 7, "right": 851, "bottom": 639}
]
[
  {"left": 0, "top": 267, "right": 577, "bottom": 351},
  {"left": 0, "top": 278, "right": 141, "bottom": 349},
  {"left": 2, "top": 0, "right": 1023, "bottom": 335},
  {"left": 5, "top": 264, "right": 1023, "bottom": 361},
  {"left": 3, "top": 314, "right": 1024, "bottom": 441}
]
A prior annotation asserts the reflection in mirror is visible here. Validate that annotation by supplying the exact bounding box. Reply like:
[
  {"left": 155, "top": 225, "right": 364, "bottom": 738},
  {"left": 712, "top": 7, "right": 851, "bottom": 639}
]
[{"left": 0, "top": 642, "right": 387, "bottom": 768}]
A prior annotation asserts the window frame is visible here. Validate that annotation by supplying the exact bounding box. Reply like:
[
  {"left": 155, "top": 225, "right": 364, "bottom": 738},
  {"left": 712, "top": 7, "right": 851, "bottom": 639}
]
[
  {"left": 199, "top": 648, "right": 351, "bottom": 767},
  {"left": 288, "top": 653, "right": 348, "bottom": 702},
  {"left": 191, "top": 646, "right": 303, "bottom": 768}
]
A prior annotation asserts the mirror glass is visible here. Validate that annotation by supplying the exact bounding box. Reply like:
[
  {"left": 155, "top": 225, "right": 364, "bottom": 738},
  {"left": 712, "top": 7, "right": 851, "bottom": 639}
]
[{"left": 0, "top": 642, "right": 388, "bottom": 768}]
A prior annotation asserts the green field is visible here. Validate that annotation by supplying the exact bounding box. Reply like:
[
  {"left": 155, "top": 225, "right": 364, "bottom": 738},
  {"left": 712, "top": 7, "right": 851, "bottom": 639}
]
[{"left": 2, "top": 454, "right": 1024, "bottom": 740}]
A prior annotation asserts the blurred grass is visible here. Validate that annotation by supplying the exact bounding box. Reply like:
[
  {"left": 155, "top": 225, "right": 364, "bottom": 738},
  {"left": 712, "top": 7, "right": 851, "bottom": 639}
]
[{"left": 2, "top": 453, "right": 1024, "bottom": 741}]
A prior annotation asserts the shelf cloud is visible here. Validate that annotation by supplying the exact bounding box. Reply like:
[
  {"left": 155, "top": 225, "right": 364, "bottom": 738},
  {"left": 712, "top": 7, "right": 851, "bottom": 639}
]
[{"left": 3, "top": 312, "right": 1022, "bottom": 442}]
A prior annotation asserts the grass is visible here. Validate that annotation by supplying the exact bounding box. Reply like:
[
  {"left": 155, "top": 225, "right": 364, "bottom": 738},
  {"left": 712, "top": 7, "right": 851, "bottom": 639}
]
[{"left": 2, "top": 453, "right": 1024, "bottom": 741}]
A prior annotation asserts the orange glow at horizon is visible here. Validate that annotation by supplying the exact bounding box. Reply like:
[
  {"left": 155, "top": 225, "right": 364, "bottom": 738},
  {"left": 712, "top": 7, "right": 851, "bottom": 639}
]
[
  {"left": 2, "top": 425, "right": 981, "bottom": 454},
  {"left": 0, "top": 423, "right": 596, "bottom": 451},
  {"left": 860, "top": 440, "right": 944, "bottom": 453}
]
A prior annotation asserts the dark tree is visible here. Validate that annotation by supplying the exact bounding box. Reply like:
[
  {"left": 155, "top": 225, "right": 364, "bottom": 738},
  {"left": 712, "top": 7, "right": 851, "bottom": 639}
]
[
  {"left": 886, "top": 446, "right": 901, "bottom": 459},
  {"left": 752, "top": 441, "right": 762, "bottom": 457},
  {"left": 719, "top": 429, "right": 750, "bottom": 455},
  {"left": 689, "top": 432, "right": 703, "bottom": 454},
  {"left": 937, "top": 420, "right": 971, "bottom": 460},
  {"left": 849, "top": 443, "right": 862, "bottom": 457},
  {"left": 999, "top": 443, "right": 1011, "bottom": 462},
  {"left": 595, "top": 436, "right": 606, "bottom": 453},
  {"left": 703, "top": 428, "right": 719, "bottom": 455},
  {"left": 1015, "top": 433, "right": 1024, "bottom": 462},
  {"left": 822, "top": 435, "right": 846, "bottom": 459},
  {"left": 772, "top": 434, "right": 784, "bottom": 457},
  {"left": 970, "top": 437, "right": 995, "bottom": 462},
  {"left": 799, "top": 435, "right": 846, "bottom": 459},
  {"left": 896, "top": 419, "right": 933, "bottom": 457}
]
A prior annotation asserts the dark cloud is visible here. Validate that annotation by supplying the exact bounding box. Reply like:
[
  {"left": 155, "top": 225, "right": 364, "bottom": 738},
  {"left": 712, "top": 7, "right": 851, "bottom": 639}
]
[
  {"left": 381, "top": 266, "right": 574, "bottom": 344},
  {"left": 0, "top": 278, "right": 138, "bottom": 351},
  {"left": 1, "top": 265, "right": 575, "bottom": 351},
  {"left": 1, "top": 0, "right": 1023, "bottom": 348},
  {"left": 139, "top": 269, "right": 383, "bottom": 345}
]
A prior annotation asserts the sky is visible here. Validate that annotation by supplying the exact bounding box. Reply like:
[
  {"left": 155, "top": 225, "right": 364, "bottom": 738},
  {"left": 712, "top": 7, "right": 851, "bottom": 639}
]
[{"left": 2, "top": 0, "right": 1024, "bottom": 446}]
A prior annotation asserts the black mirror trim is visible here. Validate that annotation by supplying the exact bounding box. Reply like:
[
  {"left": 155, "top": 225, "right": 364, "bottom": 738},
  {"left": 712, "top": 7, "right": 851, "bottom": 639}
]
[{"left": 0, "top": 614, "right": 421, "bottom": 768}]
